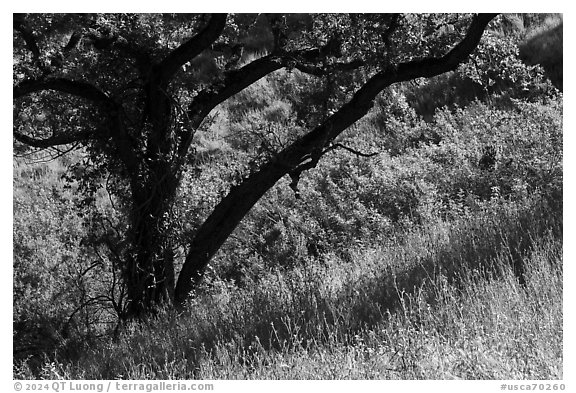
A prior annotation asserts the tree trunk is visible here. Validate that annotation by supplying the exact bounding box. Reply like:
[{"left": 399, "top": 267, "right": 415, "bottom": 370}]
[
  {"left": 121, "top": 67, "right": 182, "bottom": 318},
  {"left": 174, "top": 161, "right": 287, "bottom": 304},
  {"left": 123, "top": 167, "right": 179, "bottom": 318},
  {"left": 174, "top": 92, "right": 376, "bottom": 304}
]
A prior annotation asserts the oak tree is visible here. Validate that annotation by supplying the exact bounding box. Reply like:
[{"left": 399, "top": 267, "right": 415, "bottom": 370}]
[{"left": 13, "top": 13, "right": 497, "bottom": 318}]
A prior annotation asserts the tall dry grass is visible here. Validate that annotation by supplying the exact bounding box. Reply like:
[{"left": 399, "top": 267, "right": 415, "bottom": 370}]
[{"left": 16, "top": 195, "right": 561, "bottom": 380}]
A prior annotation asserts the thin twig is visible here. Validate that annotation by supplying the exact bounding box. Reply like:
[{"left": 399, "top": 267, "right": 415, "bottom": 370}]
[{"left": 324, "top": 142, "right": 380, "bottom": 157}]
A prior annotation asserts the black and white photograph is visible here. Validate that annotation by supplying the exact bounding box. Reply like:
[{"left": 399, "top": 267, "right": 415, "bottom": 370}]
[{"left": 12, "top": 10, "right": 564, "bottom": 385}]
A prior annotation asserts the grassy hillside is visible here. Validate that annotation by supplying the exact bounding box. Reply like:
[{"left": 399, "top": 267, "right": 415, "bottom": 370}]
[
  {"left": 520, "top": 21, "right": 563, "bottom": 89},
  {"left": 15, "top": 196, "right": 562, "bottom": 379},
  {"left": 13, "top": 14, "right": 563, "bottom": 380},
  {"left": 14, "top": 95, "right": 562, "bottom": 379}
]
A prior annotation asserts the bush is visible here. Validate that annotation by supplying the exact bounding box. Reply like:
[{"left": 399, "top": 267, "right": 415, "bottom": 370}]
[
  {"left": 13, "top": 157, "right": 122, "bottom": 372},
  {"left": 16, "top": 190, "right": 561, "bottom": 379},
  {"left": 405, "top": 20, "right": 559, "bottom": 119}
]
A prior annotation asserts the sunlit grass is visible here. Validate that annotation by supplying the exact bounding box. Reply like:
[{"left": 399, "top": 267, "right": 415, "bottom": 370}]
[{"left": 16, "top": 196, "right": 561, "bottom": 380}]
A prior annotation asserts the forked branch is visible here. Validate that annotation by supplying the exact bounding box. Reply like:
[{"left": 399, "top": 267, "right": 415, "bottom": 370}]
[{"left": 14, "top": 78, "right": 115, "bottom": 148}]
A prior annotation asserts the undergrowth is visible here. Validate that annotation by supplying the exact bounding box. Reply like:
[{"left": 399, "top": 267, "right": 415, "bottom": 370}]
[{"left": 14, "top": 195, "right": 562, "bottom": 379}]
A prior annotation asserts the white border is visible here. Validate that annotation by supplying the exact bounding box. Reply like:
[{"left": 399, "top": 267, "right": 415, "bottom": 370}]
[{"left": 3, "top": 4, "right": 572, "bottom": 392}]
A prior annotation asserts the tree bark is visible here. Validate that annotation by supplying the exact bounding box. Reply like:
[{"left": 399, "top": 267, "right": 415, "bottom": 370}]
[
  {"left": 174, "top": 162, "right": 287, "bottom": 304},
  {"left": 122, "top": 57, "right": 181, "bottom": 316},
  {"left": 123, "top": 166, "right": 179, "bottom": 318}
]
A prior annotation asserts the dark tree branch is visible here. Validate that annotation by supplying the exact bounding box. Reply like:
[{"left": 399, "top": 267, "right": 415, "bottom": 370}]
[
  {"left": 191, "top": 54, "right": 283, "bottom": 113},
  {"left": 174, "top": 13, "right": 498, "bottom": 304},
  {"left": 179, "top": 54, "right": 285, "bottom": 157},
  {"left": 62, "top": 31, "right": 82, "bottom": 53},
  {"left": 13, "top": 78, "right": 118, "bottom": 150},
  {"left": 13, "top": 130, "right": 94, "bottom": 148},
  {"left": 180, "top": 52, "right": 363, "bottom": 158},
  {"left": 276, "top": 14, "right": 498, "bottom": 169},
  {"left": 325, "top": 143, "right": 379, "bottom": 157},
  {"left": 13, "top": 75, "right": 142, "bottom": 189},
  {"left": 184, "top": 29, "right": 366, "bottom": 132},
  {"left": 293, "top": 58, "right": 365, "bottom": 77},
  {"left": 157, "top": 14, "right": 228, "bottom": 85},
  {"left": 141, "top": 14, "right": 228, "bottom": 162},
  {"left": 391, "top": 13, "right": 499, "bottom": 80},
  {"left": 288, "top": 144, "right": 378, "bottom": 199},
  {"left": 14, "top": 77, "right": 111, "bottom": 103}
]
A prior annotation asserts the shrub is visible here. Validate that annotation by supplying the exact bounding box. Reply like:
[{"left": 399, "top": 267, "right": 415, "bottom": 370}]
[{"left": 13, "top": 157, "right": 122, "bottom": 372}]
